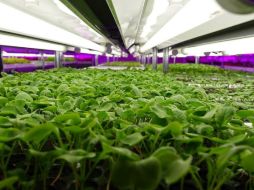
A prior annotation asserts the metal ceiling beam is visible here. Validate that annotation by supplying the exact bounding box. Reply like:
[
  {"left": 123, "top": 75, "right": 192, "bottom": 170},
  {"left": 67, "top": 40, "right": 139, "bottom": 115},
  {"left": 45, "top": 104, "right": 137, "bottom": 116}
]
[{"left": 172, "top": 20, "right": 254, "bottom": 49}]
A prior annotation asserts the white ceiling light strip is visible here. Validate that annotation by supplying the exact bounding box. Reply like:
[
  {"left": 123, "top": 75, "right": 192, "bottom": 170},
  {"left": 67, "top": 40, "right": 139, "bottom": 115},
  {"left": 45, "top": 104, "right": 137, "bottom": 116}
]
[
  {"left": 80, "top": 48, "right": 103, "bottom": 55},
  {"left": 52, "top": 0, "right": 103, "bottom": 39},
  {"left": 140, "top": 0, "right": 223, "bottom": 52},
  {"left": 183, "top": 36, "right": 254, "bottom": 55},
  {"left": 140, "top": 0, "right": 170, "bottom": 38},
  {"left": 0, "top": 2, "right": 105, "bottom": 52},
  {"left": 2, "top": 52, "right": 71, "bottom": 57},
  {"left": 0, "top": 33, "right": 66, "bottom": 51}
]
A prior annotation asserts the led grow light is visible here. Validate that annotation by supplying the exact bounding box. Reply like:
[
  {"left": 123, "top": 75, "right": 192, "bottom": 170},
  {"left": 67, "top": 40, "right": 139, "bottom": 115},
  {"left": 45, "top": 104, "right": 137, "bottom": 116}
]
[
  {"left": 2, "top": 52, "right": 62, "bottom": 58},
  {"left": 3, "top": 52, "right": 41, "bottom": 57},
  {"left": 106, "top": 54, "right": 113, "bottom": 57},
  {"left": 0, "top": 2, "right": 105, "bottom": 52},
  {"left": 112, "top": 50, "right": 121, "bottom": 56},
  {"left": 183, "top": 36, "right": 254, "bottom": 55},
  {"left": 140, "top": 0, "right": 222, "bottom": 52},
  {"left": 52, "top": 0, "right": 104, "bottom": 39},
  {"left": 140, "top": 0, "right": 170, "bottom": 38},
  {"left": 0, "top": 33, "right": 66, "bottom": 51},
  {"left": 25, "top": 0, "right": 39, "bottom": 7},
  {"left": 80, "top": 48, "right": 103, "bottom": 55}
]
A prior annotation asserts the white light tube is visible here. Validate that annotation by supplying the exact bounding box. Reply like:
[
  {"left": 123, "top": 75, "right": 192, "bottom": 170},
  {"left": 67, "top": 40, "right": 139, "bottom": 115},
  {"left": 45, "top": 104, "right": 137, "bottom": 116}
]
[
  {"left": 106, "top": 54, "right": 113, "bottom": 57},
  {"left": 112, "top": 50, "right": 121, "bottom": 56},
  {"left": 52, "top": 0, "right": 104, "bottom": 39},
  {"left": 80, "top": 48, "right": 103, "bottom": 55},
  {"left": 183, "top": 37, "right": 254, "bottom": 55},
  {"left": 140, "top": 0, "right": 170, "bottom": 38},
  {"left": 0, "top": 2, "right": 105, "bottom": 52},
  {"left": 140, "top": 0, "right": 222, "bottom": 52},
  {"left": 0, "top": 33, "right": 66, "bottom": 51},
  {"left": 2, "top": 52, "right": 65, "bottom": 57}
]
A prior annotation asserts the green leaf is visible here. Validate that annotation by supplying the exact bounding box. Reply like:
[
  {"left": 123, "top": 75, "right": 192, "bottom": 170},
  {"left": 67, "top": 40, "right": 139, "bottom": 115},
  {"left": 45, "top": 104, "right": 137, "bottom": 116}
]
[
  {"left": 168, "top": 95, "right": 186, "bottom": 106},
  {"left": 216, "top": 146, "right": 244, "bottom": 169},
  {"left": 97, "top": 102, "right": 114, "bottom": 112},
  {"left": 54, "top": 113, "right": 81, "bottom": 126},
  {"left": 112, "top": 157, "right": 161, "bottom": 190},
  {"left": 152, "top": 147, "right": 179, "bottom": 176},
  {"left": 62, "top": 126, "right": 85, "bottom": 134},
  {"left": 134, "top": 157, "right": 161, "bottom": 190},
  {"left": 215, "top": 106, "right": 235, "bottom": 126},
  {"left": 164, "top": 157, "right": 192, "bottom": 185},
  {"left": 0, "top": 96, "right": 8, "bottom": 107},
  {"left": 0, "top": 176, "right": 19, "bottom": 189},
  {"left": 120, "top": 132, "right": 144, "bottom": 146},
  {"left": 15, "top": 92, "right": 33, "bottom": 102},
  {"left": 57, "top": 149, "right": 96, "bottom": 164},
  {"left": 241, "top": 152, "right": 254, "bottom": 173},
  {"left": 237, "top": 110, "right": 254, "bottom": 118},
  {"left": 22, "top": 123, "right": 57, "bottom": 144},
  {"left": 131, "top": 84, "right": 142, "bottom": 97},
  {"left": 0, "top": 106, "right": 18, "bottom": 116},
  {"left": 0, "top": 128, "right": 22, "bottom": 142},
  {"left": 196, "top": 124, "right": 214, "bottom": 136},
  {"left": 103, "top": 143, "right": 139, "bottom": 160},
  {"left": 0, "top": 116, "right": 12, "bottom": 127},
  {"left": 150, "top": 104, "right": 169, "bottom": 118}
]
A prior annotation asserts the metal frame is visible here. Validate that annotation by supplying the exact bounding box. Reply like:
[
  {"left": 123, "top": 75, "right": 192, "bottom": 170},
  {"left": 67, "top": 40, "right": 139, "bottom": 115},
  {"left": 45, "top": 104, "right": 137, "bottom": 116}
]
[
  {"left": 152, "top": 47, "right": 157, "bottom": 70},
  {"left": 55, "top": 51, "right": 63, "bottom": 68},
  {"left": 173, "top": 56, "right": 177, "bottom": 64},
  {"left": 195, "top": 56, "right": 200, "bottom": 64},
  {"left": 107, "top": 55, "right": 110, "bottom": 63},
  {"left": 173, "top": 20, "right": 254, "bottom": 50},
  {"left": 40, "top": 51, "right": 45, "bottom": 70},
  {"left": 143, "top": 55, "right": 147, "bottom": 67},
  {"left": 163, "top": 47, "right": 169, "bottom": 73},
  {"left": 0, "top": 47, "right": 3, "bottom": 75},
  {"left": 95, "top": 54, "right": 99, "bottom": 66}
]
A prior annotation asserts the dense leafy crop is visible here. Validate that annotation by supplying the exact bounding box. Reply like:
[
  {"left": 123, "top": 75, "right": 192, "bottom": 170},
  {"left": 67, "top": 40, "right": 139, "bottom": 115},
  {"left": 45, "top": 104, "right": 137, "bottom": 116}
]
[
  {"left": 0, "top": 64, "right": 254, "bottom": 190},
  {"left": 3, "top": 58, "right": 31, "bottom": 64},
  {"left": 104, "top": 62, "right": 142, "bottom": 67}
]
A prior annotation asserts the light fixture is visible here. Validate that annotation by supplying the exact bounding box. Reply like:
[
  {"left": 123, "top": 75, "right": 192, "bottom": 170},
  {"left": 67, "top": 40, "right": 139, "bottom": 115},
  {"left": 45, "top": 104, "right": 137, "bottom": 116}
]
[
  {"left": 25, "top": 0, "right": 39, "bottom": 8},
  {"left": 53, "top": 0, "right": 104, "bottom": 39},
  {"left": 140, "top": 0, "right": 170, "bottom": 38},
  {"left": 112, "top": 50, "right": 121, "bottom": 56},
  {"left": 3, "top": 52, "right": 40, "bottom": 57},
  {"left": 53, "top": 0, "right": 77, "bottom": 18},
  {"left": 0, "top": 2, "right": 105, "bottom": 52},
  {"left": 106, "top": 54, "right": 113, "bottom": 57},
  {"left": 140, "top": 0, "right": 222, "bottom": 52},
  {"left": 183, "top": 36, "right": 254, "bottom": 55},
  {"left": 0, "top": 33, "right": 66, "bottom": 51},
  {"left": 80, "top": 48, "right": 103, "bottom": 55}
]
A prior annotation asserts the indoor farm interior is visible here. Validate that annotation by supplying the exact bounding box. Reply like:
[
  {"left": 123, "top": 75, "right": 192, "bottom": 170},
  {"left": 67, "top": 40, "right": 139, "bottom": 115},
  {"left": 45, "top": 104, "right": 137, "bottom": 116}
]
[{"left": 0, "top": 0, "right": 254, "bottom": 190}]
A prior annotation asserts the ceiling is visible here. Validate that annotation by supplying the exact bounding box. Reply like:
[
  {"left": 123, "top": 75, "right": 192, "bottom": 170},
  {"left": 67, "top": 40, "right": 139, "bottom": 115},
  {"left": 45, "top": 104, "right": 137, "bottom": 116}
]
[
  {"left": 0, "top": 0, "right": 109, "bottom": 46},
  {"left": 0, "top": 0, "right": 253, "bottom": 55},
  {"left": 60, "top": 0, "right": 126, "bottom": 50}
]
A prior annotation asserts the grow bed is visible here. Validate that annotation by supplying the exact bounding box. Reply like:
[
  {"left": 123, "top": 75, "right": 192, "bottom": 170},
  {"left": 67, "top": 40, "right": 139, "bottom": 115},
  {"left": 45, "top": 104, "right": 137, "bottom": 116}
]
[
  {"left": 104, "top": 62, "right": 142, "bottom": 67},
  {"left": 3, "top": 62, "right": 92, "bottom": 73},
  {"left": 63, "top": 62, "right": 92, "bottom": 69},
  {"left": 0, "top": 64, "right": 254, "bottom": 190},
  {"left": 90, "top": 65, "right": 145, "bottom": 70},
  {"left": 223, "top": 66, "right": 254, "bottom": 73}
]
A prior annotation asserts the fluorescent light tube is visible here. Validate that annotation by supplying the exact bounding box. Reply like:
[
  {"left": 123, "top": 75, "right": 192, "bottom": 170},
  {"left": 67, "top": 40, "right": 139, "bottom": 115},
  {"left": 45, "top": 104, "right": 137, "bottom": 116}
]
[
  {"left": 80, "top": 48, "right": 103, "bottom": 55},
  {"left": 2, "top": 52, "right": 62, "bottom": 57},
  {"left": 0, "top": 2, "right": 105, "bottom": 52},
  {"left": 141, "top": 0, "right": 222, "bottom": 52},
  {"left": 112, "top": 50, "right": 121, "bottom": 56},
  {"left": 140, "top": 0, "right": 170, "bottom": 38},
  {"left": 183, "top": 36, "right": 254, "bottom": 55},
  {"left": 0, "top": 33, "right": 66, "bottom": 51}
]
